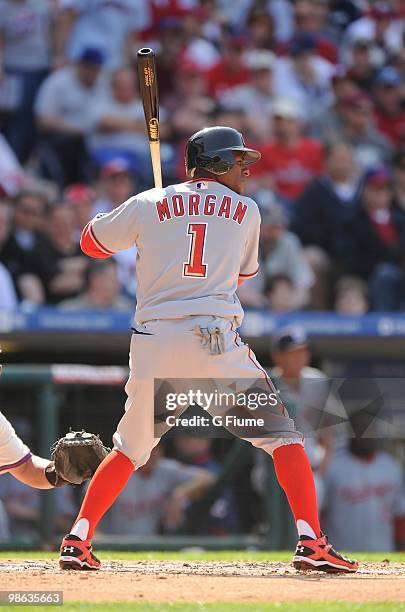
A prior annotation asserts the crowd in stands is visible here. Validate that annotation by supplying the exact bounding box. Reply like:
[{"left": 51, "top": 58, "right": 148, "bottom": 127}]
[{"left": 0, "top": 0, "right": 404, "bottom": 315}]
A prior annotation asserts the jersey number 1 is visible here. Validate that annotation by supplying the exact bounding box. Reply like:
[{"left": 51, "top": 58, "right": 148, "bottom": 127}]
[{"left": 183, "top": 223, "right": 207, "bottom": 278}]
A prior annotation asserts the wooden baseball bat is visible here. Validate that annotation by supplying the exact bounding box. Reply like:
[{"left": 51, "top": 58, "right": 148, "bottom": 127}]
[{"left": 137, "top": 47, "right": 163, "bottom": 189}]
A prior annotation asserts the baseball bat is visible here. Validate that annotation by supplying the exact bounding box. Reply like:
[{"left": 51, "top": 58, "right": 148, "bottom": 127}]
[{"left": 137, "top": 47, "right": 163, "bottom": 189}]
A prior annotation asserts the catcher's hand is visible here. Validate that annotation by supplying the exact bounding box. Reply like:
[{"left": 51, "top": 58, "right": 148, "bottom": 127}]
[{"left": 45, "top": 430, "right": 110, "bottom": 487}]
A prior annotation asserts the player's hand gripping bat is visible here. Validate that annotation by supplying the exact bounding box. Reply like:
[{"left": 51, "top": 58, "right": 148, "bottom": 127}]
[{"left": 137, "top": 48, "right": 163, "bottom": 189}]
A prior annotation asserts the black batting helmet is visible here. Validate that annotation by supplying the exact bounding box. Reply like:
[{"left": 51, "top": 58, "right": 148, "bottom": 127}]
[{"left": 185, "top": 126, "right": 261, "bottom": 178}]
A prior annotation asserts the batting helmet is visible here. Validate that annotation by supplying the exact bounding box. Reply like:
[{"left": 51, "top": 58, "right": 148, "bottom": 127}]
[{"left": 185, "top": 126, "right": 261, "bottom": 178}]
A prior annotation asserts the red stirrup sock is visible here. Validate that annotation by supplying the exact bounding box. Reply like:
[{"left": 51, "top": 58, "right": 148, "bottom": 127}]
[
  {"left": 273, "top": 443, "right": 321, "bottom": 539},
  {"left": 70, "top": 450, "right": 134, "bottom": 541}
]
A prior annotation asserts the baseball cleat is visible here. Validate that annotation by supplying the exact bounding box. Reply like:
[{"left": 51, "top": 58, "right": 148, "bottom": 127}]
[
  {"left": 59, "top": 534, "right": 100, "bottom": 570},
  {"left": 293, "top": 533, "right": 359, "bottom": 573}
]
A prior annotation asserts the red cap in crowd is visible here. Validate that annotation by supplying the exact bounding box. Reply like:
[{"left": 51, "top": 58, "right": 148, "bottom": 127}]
[
  {"left": 100, "top": 159, "right": 131, "bottom": 179},
  {"left": 363, "top": 166, "right": 391, "bottom": 187},
  {"left": 63, "top": 183, "right": 95, "bottom": 204}
]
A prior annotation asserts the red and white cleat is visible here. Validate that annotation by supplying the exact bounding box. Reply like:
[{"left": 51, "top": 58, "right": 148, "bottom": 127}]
[
  {"left": 59, "top": 534, "right": 100, "bottom": 571},
  {"left": 293, "top": 533, "right": 359, "bottom": 573}
]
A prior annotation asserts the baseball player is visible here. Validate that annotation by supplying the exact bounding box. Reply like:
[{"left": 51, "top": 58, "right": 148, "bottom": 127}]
[
  {"left": 0, "top": 409, "right": 63, "bottom": 488},
  {"left": 0, "top": 408, "right": 108, "bottom": 489},
  {"left": 0, "top": 345, "right": 62, "bottom": 488},
  {"left": 0, "top": 351, "right": 108, "bottom": 489},
  {"left": 59, "top": 127, "right": 358, "bottom": 573}
]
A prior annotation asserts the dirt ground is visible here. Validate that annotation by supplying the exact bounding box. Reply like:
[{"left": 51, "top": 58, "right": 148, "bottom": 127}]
[{"left": 0, "top": 560, "right": 404, "bottom": 602}]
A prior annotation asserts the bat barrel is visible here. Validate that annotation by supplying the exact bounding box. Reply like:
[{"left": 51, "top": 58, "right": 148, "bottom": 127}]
[
  {"left": 137, "top": 48, "right": 159, "bottom": 142},
  {"left": 137, "top": 47, "right": 162, "bottom": 188}
]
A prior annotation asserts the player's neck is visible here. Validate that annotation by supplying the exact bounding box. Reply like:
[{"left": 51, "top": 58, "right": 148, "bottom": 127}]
[{"left": 193, "top": 171, "right": 218, "bottom": 183}]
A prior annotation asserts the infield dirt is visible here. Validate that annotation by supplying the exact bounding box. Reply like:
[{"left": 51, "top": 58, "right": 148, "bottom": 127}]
[{"left": 0, "top": 560, "right": 404, "bottom": 603}]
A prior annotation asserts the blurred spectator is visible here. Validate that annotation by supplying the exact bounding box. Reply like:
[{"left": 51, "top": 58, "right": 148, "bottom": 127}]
[
  {"left": 92, "top": 159, "right": 134, "bottom": 216},
  {"left": 291, "top": 0, "right": 339, "bottom": 63},
  {"left": 270, "top": 326, "right": 335, "bottom": 487},
  {"left": 155, "top": 20, "right": 186, "bottom": 100},
  {"left": 0, "top": 189, "right": 48, "bottom": 304},
  {"left": 173, "top": 435, "right": 240, "bottom": 535},
  {"left": 337, "top": 92, "right": 392, "bottom": 169},
  {"left": 0, "top": 202, "right": 17, "bottom": 309},
  {"left": 307, "top": 68, "right": 360, "bottom": 142},
  {"left": 294, "top": 140, "right": 360, "bottom": 254},
  {"left": 0, "top": 0, "right": 54, "bottom": 163},
  {"left": 63, "top": 183, "right": 95, "bottom": 240},
  {"left": 309, "top": 75, "right": 393, "bottom": 168},
  {"left": 245, "top": 5, "right": 276, "bottom": 50},
  {"left": 261, "top": 204, "right": 314, "bottom": 308},
  {"left": 344, "top": 166, "right": 405, "bottom": 311},
  {"left": 392, "top": 150, "right": 405, "bottom": 217},
  {"left": 210, "top": 106, "right": 252, "bottom": 139},
  {"left": 334, "top": 276, "right": 369, "bottom": 315},
  {"left": 98, "top": 445, "right": 214, "bottom": 536},
  {"left": 206, "top": 36, "right": 250, "bottom": 98},
  {"left": 321, "top": 439, "right": 405, "bottom": 551},
  {"left": 0, "top": 473, "right": 76, "bottom": 541},
  {"left": 56, "top": 0, "right": 150, "bottom": 69},
  {"left": 253, "top": 98, "right": 324, "bottom": 202},
  {"left": 180, "top": 8, "right": 221, "bottom": 72},
  {"left": 272, "top": 34, "right": 334, "bottom": 119},
  {"left": 342, "top": 2, "right": 404, "bottom": 62},
  {"left": 264, "top": 274, "right": 297, "bottom": 313},
  {"left": 91, "top": 158, "right": 138, "bottom": 297},
  {"left": 88, "top": 67, "right": 147, "bottom": 168},
  {"left": 342, "top": 38, "right": 381, "bottom": 92},
  {"left": 165, "top": 63, "right": 213, "bottom": 141},
  {"left": 293, "top": 141, "right": 361, "bottom": 307},
  {"left": 37, "top": 203, "right": 88, "bottom": 304},
  {"left": 373, "top": 67, "right": 405, "bottom": 150},
  {"left": 59, "top": 260, "right": 131, "bottom": 311},
  {"left": 35, "top": 47, "right": 105, "bottom": 186},
  {"left": 220, "top": 50, "right": 275, "bottom": 141},
  {"left": 239, "top": 203, "right": 314, "bottom": 310},
  {"left": 143, "top": 0, "right": 201, "bottom": 47}
]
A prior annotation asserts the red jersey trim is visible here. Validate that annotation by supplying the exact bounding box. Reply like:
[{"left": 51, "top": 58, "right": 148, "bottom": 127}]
[
  {"left": 80, "top": 221, "right": 114, "bottom": 259},
  {"left": 239, "top": 266, "right": 259, "bottom": 278},
  {"left": 89, "top": 224, "right": 114, "bottom": 255}
]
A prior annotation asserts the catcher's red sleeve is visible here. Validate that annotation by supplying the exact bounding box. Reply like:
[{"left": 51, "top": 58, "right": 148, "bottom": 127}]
[{"left": 80, "top": 221, "right": 114, "bottom": 259}]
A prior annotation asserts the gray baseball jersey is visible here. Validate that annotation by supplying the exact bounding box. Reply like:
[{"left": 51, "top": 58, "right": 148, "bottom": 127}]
[
  {"left": 321, "top": 449, "right": 405, "bottom": 551},
  {"left": 87, "top": 178, "right": 260, "bottom": 325},
  {"left": 99, "top": 457, "right": 202, "bottom": 536}
]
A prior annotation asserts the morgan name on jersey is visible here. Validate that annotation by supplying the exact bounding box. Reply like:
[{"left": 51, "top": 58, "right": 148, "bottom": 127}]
[{"left": 155, "top": 192, "right": 248, "bottom": 225}]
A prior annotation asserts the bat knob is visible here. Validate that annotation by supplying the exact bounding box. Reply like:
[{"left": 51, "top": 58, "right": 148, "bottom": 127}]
[{"left": 137, "top": 47, "right": 155, "bottom": 58}]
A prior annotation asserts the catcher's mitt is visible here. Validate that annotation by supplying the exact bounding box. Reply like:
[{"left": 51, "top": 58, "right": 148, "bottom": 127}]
[{"left": 45, "top": 430, "right": 110, "bottom": 487}]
